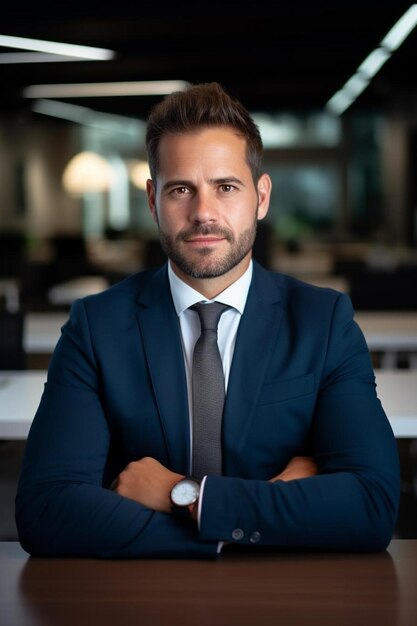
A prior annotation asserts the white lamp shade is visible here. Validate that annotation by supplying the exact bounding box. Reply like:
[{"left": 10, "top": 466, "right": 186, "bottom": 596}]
[{"left": 62, "top": 151, "right": 113, "bottom": 194}]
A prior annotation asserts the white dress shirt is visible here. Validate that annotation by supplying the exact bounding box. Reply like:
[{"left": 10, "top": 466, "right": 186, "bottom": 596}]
[{"left": 167, "top": 260, "right": 253, "bottom": 546}]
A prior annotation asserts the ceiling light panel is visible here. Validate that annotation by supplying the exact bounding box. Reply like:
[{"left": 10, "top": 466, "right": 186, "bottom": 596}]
[
  {"left": 0, "top": 34, "right": 115, "bottom": 60},
  {"left": 326, "top": 4, "right": 417, "bottom": 115},
  {"left": 0, "top": 53, "right": 94, "bottom": 64},
  {"left": 357, "top": 48, "right": 391, "bottom": 79},
  {"left": 381, "top": 4, "right": 417, "bottom": 51},
  {"left": 23, "top": 80, "right": 189, "bottom": 98}
]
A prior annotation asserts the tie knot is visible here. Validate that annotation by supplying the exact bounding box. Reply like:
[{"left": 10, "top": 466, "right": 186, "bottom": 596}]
[{"left": 191, "top": 302, "right": 229, "bottom": 331}]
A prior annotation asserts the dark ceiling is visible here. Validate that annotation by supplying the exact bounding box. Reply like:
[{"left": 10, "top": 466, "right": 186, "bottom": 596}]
[{"left": 1, "top": 2, "right": 417, "bottom": 120}]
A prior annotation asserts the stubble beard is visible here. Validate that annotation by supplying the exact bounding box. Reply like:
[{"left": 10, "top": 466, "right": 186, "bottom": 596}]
[{"left": 157, "top": 210, "right": 259, "bottom": 279}]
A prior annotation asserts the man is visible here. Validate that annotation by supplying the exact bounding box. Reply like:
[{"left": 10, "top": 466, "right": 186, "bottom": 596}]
[{"left": 16, "top": 83, "right": 399, "bottom": 558}]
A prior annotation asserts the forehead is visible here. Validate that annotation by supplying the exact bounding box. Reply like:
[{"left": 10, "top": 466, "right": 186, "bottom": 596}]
[
  {"left": 156, "top": 127, "right": 249, "bottom": 176},
  {"left": 157, "top": 126, "right": 251, "bottom": 181}
]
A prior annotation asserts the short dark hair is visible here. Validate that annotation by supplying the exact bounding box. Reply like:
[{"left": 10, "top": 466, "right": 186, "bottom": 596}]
[{"left": 145, "top": 82, "right": 263, "bottom": 184}]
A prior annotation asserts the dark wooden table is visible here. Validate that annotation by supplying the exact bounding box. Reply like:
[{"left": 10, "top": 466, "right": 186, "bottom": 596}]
[{"left": 1, "top": 541, "right": 416, "bottom": 626}]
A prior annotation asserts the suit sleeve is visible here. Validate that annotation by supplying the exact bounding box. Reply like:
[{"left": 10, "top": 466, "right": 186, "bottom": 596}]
[
  {"left": 199, "top": 293, "right": 400, "bottom": 551},
  {"left": 15, "top": 298, "right": 218, "bottom": 558}
]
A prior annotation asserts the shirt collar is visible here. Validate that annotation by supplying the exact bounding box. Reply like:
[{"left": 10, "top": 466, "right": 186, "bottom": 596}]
[{"left": 168, "top": 260, "right": 253, "bottom": 317}]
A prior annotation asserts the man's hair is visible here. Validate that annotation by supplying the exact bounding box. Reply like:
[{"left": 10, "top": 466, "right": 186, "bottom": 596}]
[{"left": 145, "top": 82, "right": 263, "bottom": 184}]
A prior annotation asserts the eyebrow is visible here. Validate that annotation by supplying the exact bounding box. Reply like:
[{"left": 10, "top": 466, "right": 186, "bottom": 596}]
[{"left": 209, "top": 177, "right": 246, "bottom": 187}]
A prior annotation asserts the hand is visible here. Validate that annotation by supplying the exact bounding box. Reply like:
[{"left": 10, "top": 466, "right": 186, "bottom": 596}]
[
  {"left": 111, "top": 457, "right": 184, "bottom": 513},
  {"left": 269, "top": 456, "right": 318, "bottom": 483}
]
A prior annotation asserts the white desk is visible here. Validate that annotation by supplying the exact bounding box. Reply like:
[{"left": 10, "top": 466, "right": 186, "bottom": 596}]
[
  {"left": 355, "top": 312, "right": 417, "bottom": 368},
  {"left": 24, "top": 312, "right": 68, "bottom": 354},
  {"left": 0, "top": 371, "right": 46, "bottom": 438},
  {"left": 1, "top": 369, "right": 417, "bottom": 440},
  {"left": 23, "top": 311, "right": 417, "bottom": 367},
  {"left": 48, "top": 276, "right": 109, "bottom": 306},
  {"left": 375, "top": 371, "right": 417, "bottom": 437}
]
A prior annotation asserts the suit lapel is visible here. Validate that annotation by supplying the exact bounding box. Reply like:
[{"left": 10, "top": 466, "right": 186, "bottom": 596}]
[
  {"left": 135, "top": 265, "right": 190, "bottom": 474},
  {"left": 223, "top": 262, "right": 283, "bottom": 473}
]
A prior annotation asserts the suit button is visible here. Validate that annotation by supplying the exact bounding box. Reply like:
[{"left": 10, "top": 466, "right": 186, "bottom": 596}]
[
  {"left": 232, "top": 528, "right": 244, "bottom": 541},
  {"left": 249, "top": 531, "right": 261, "bottom": 544}
]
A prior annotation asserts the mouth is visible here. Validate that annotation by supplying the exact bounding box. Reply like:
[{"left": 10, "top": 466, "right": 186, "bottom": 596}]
[{"left": 185, "top": 236, "right": 226, "bottom": 246}]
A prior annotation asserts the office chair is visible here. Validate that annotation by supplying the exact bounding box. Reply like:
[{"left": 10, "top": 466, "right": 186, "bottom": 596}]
[
  {"left": 0, "top": 233, "right": 25, "bottom": 278},
  {"left": 0, "top": 311, "right": 25, "bottom": 370}
]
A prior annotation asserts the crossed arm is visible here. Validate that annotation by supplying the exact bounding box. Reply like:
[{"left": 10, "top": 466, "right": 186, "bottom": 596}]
[
  {"left": 16, "top": 295, "right": 400, "bottom": 558},
  {"left": 112, "top": 455, "right": 319, "bottom": 519}
]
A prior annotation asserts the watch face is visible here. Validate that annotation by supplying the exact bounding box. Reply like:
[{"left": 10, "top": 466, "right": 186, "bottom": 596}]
[{"left": 171, "top": 478, "right": 200, "bottom": 507}]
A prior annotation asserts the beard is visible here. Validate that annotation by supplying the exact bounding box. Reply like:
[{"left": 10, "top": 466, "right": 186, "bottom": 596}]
[{"left": 157, "top": 211, "right": 259, "bottom": 279}]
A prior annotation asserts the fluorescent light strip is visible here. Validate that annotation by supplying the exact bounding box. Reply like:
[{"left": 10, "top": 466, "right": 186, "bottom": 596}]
[
  {"left": 326, "top": 91, "right": 356, "bottom": 117},
  {"left": 0, "top": 34, "right": 114, "bottom": 60},
  {"left": 32, "top": 99, "right": 145, "bottom": 135},
  {"left": 343, "top": 74, "right": 370, "bottom": 98},
  {"left": 23, "top": 80, "right": 189, "bottom": 98},
  {"left": 382, "top": 4, "right": 417, "bottom": 51},
  {"left": 0, "top": 53, "right": 93, "bottom": 64},
  {"left": 32, "top": 98, "right": 103, "bottom": 123},
  {"left": 357, "top": 48, "right": 391, "bottom": 79},
  {"left": 326, "top": 4, "right": 417, "bottom": 115}
]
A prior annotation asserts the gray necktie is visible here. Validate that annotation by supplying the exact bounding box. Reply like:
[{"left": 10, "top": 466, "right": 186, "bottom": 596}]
[{"left": 191, "top": 302, "right": 229, "bottom": 479}]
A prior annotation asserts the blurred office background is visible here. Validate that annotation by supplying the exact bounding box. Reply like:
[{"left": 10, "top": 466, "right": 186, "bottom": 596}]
[{"left": 1, "top": 2, "right": 417, "bottom": 539}]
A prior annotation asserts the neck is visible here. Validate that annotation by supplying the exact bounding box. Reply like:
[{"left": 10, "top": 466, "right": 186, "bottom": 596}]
[{"left": 170, "top": 254, "right": 251, "bottom": 300}]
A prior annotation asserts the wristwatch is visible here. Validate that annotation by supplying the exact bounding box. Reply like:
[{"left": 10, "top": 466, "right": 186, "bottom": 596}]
[{"left": 170, "top": 476, "right": 201, "bottom": 521}]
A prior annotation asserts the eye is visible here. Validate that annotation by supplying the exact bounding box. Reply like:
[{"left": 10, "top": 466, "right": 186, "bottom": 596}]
[
  {"left": 219, "top": 184, "right": 236, "bottom": 193},
  {"left": 171, "top": 186, "right": 191, "bottom": 195}
]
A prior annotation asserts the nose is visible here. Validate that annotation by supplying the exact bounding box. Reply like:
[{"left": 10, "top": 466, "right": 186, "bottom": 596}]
[{"left": 189, "top": 190, "right": 218, "bottom": 225}]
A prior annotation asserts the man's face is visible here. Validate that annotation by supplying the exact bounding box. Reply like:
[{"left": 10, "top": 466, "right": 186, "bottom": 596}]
[{"left": 147, "top": 127, "right": 271, "bottom": 283}]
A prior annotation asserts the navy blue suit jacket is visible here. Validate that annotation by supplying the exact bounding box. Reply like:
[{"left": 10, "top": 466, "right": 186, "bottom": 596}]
[{"left": 16, "top": 261, "right": 400, "bottom": 557}]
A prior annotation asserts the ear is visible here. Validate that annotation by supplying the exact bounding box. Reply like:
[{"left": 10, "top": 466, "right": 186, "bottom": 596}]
[
  {"left": 146, "top": 179, "right": 158, "bottom": 224},
  {"left": 256, "top": 173, "right": 272, "bottom": 221}
]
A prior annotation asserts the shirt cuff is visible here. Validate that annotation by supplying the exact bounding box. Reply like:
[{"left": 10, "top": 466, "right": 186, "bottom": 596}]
[
  {"left": 197, "top": 476, "right": 223, "bottom": 554},
  {"left": 197, "top": 476, "right": 206, "bottom": 530}
]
